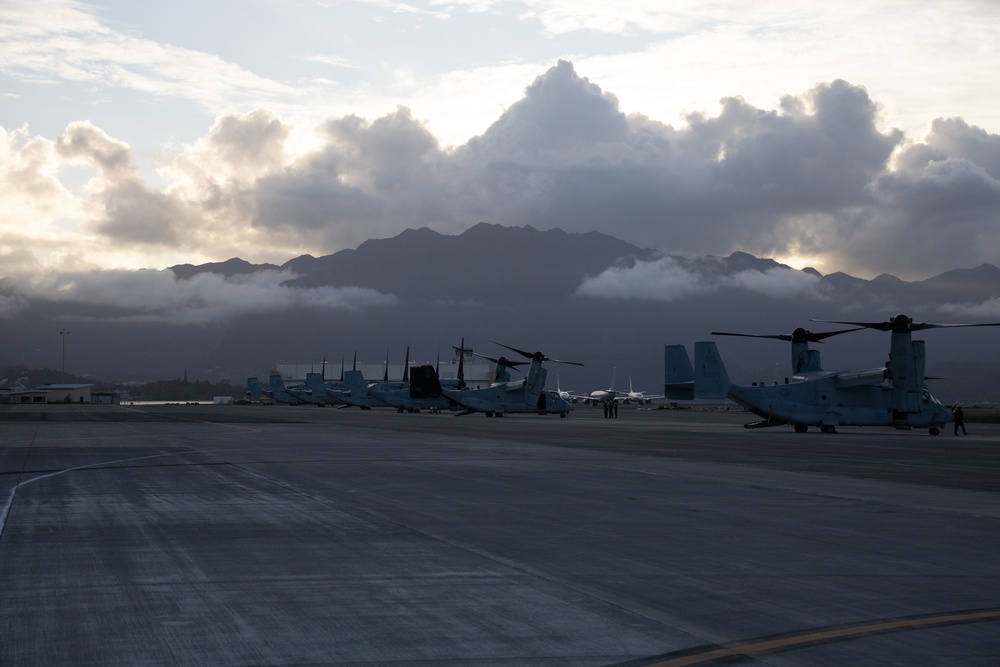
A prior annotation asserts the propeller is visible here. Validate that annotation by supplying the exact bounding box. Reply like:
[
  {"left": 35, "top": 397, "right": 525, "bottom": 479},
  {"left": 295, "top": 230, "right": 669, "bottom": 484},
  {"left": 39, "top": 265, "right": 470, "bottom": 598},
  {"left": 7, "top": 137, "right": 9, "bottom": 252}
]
[
  {"left": 489, "top": 341, "right": 585, "bottom": 367},
  {"left": 473, "top": 351, "right": 527, "bottom": 372},
  {"left": 812, "top": 314, "right": 1000, "bottom": 334},
  {"left": 712, "top": 326, "right": 863, "bottom": 344}
]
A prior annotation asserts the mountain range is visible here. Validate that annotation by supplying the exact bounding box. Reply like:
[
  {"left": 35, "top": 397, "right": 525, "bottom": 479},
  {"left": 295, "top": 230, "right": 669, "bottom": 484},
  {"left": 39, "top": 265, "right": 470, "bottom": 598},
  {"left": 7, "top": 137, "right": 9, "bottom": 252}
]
[{"left": 3, "top": 223, "right": 999, "bottom": 403}]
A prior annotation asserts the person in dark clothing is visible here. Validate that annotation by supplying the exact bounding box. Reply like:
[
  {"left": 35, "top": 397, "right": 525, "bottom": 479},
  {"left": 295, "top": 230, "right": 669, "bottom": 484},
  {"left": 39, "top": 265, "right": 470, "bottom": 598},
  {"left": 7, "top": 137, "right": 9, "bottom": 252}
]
[
  {"left": 612, "top": 401, "right": 618, "bottom": 418},
  {"left": 603, "top": 401, "right": 609, "bottom": 418},
  {"left": 953, "top": 404, "right": 967, "bottom": 435}
]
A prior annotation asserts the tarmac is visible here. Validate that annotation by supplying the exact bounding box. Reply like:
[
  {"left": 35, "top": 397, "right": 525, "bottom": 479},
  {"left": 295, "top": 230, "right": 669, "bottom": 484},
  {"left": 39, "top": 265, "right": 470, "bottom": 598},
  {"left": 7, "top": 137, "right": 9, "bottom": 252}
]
[{"left": 2, "top": 403, "right": 998, "bottom": 665}]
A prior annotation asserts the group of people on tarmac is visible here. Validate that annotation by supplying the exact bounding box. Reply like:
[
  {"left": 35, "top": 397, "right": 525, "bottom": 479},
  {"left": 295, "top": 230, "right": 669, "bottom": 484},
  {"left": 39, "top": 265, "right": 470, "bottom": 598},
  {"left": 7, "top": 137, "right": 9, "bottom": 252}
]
[{"left": 602, "top": 399, "right": 618, "bottom": 418}]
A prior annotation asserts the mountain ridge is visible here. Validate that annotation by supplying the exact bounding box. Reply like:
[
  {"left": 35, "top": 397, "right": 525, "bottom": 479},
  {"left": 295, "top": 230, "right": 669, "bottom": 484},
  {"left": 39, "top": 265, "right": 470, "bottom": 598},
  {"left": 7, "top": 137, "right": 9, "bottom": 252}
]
[
  {"left": 166, "top": 225, "right": 1000, "bottom": 308},
  {"left": 2, "top": 224, "right": 997, "bottom": 401}
]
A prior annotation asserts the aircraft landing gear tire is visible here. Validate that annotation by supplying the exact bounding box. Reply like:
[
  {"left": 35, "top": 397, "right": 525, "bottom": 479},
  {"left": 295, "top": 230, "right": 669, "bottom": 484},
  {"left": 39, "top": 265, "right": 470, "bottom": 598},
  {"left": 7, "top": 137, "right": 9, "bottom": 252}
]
[
  {"left": 560, "top": 412, "right": 567, "bottom": 418},
  {"left": 794, "top": 424, "right": 808, "bottom": 433},
  {"left": 929, "top": 427, "right": 940, "bottom": 435},
  {"left": 821, "top": 425, "right": 837, "bottom": 434},
  {"left": 486, "top": 411, "right": 494, "bottom": 417}
]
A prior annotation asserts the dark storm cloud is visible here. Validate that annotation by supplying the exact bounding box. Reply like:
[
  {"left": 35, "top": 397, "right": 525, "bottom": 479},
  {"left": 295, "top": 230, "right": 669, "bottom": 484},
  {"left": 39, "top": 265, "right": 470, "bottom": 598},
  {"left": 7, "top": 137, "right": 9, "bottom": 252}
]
[
  {"left": 442, "top": 65, "right": 905, "bottom": 258},
  {"left": 250, "top": 108, "right": 452, "bottom": 248}
]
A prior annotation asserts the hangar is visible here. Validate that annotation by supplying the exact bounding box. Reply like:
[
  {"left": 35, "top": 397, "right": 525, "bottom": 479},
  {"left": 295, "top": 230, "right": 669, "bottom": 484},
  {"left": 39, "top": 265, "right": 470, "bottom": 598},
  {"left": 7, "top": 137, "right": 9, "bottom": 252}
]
[{"left": 3, "top": 383, "right": 94, "bottom": 404}]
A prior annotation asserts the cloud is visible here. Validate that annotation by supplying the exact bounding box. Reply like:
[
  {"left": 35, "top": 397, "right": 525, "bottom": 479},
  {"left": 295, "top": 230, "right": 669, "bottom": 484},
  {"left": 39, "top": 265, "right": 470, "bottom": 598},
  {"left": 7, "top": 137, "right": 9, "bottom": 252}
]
[
  {"left": 939, "top": 298, "right": 1000, "bottom": 319},
  {"left": 0, "top": 0, "right": 297, "bottom": 113},
  {"left": 0, "top": 293, "right": 29, "bottom": 318},
  {"left": 4, "top": 269, "right": 398, "bottom": 325},
  {"left": 3, "top": 60, "right": 1000, "bottom": 284},
  {"left": 577, "top": 256, "right": 825, "bottom": 301}
]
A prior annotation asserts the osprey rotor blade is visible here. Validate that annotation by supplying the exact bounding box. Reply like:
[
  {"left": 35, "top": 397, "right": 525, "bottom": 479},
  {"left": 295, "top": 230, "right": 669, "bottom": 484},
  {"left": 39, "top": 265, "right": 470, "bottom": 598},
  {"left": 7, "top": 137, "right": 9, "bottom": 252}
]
[
  {"left": 489, "top": 341, "right": 584, "bottom": 366},
  {"left": 813, "top": 314, "right": 1000, "bottom": 333},
  {"left": 712, "top": 331, "right": 794, "bottom": 342},
  {"left": 713, "top": 327, "right": 862, "bottom": 343},
  {"left": 472, "top": 351, "right": 527, "bottom": 370}
]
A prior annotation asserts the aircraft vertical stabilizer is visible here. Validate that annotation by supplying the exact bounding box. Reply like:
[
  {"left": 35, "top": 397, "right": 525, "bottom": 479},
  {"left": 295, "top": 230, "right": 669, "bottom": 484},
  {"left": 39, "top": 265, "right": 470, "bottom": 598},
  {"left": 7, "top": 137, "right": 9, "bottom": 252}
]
[
  {"left": 694, "top": 341, "right": 731, "bottom": 399},
  {"left": 663, "top": 344, "right": 695, "bottom": 400},
  {"left": 409, "top": 365, "right": 443, "bottom": 399},
  {"left": 343, "top": 369, "right": 368, "bottom": 392},
  {"left": 305, "top": 373, "right": 327, "bottom": 404},
  {"left": 246, "top": 377, "right": 262, "bottom": 399}
]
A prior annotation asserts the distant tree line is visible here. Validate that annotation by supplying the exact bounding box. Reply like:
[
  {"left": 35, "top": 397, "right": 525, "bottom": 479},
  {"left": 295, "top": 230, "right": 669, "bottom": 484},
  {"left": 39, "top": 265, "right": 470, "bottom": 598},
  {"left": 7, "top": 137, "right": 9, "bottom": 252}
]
[{"left": 0, "top": 366, "right": 244, "bottom": 401}]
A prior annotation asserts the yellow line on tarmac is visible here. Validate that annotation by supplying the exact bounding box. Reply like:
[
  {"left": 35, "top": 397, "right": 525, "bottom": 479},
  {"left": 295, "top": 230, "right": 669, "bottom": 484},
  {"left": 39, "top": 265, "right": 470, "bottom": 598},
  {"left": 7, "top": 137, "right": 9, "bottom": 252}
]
[{"left": 645, "top": 608, "right": 1000, "bottom": 666}]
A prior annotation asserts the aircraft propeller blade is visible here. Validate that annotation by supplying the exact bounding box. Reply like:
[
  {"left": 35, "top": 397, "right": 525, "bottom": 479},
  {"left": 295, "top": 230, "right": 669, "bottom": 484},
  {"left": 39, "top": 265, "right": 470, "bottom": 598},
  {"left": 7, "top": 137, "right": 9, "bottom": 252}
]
[
  {"left": 812, "top": 314, "right": 1000, "bottom": 334},
  {"left": 489, "top": 341, "right": 585, "bottom": 366},
  {"left": 712, "top": 327, "right": 863, "bottom": 343},
  {"left": 472, "top": 351, "right": 527, "bottom": 371}
]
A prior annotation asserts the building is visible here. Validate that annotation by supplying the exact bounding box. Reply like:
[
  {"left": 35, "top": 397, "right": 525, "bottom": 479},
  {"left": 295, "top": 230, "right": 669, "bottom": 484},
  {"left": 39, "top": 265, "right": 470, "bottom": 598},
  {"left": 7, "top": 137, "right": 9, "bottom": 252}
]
[
  {"left": 275, "top": 349, "right": 494, "bottom": 386},
  {"left": 5, "top": 384, "right": 94, "bottom": 404},
  {"left": 92, "top": 392, "right": 122, "bottom": 405}
]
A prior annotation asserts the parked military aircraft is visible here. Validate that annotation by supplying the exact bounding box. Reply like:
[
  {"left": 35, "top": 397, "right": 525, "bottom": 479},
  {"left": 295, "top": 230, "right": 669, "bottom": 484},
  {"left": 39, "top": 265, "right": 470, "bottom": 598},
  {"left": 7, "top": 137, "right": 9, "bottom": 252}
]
[
  {"left": 256, "top": 371, "right": 305, "bottom": 405},
  {"left": 369, "top": 364, "right": 456, "bottom": 412},
  {"left": 686, "top": 314, "right": 1000, "bottom": 433},
  {"left": 663, "top": 345, "right": 695, "bottom": 400},
  {"left": 368, "top": 341, "right": 469, "bottom": 412},
  {"left": 442, "top": 342, "right": 582, "bottom": 417}
]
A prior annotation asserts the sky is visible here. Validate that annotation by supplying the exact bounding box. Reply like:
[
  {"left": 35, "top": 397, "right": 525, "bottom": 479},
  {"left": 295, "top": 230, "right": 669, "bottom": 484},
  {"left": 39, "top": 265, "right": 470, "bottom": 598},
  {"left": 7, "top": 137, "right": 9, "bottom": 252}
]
[{"left": 2, "top": 0, "right": 1000, "bottom": 318}]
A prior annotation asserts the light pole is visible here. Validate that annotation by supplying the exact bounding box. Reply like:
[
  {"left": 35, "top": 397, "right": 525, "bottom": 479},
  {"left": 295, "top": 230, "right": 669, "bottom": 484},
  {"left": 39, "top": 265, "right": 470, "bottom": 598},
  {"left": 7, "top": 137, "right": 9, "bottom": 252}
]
[{"left": 60, "top": 328, "right": 70, "bottom": 375}]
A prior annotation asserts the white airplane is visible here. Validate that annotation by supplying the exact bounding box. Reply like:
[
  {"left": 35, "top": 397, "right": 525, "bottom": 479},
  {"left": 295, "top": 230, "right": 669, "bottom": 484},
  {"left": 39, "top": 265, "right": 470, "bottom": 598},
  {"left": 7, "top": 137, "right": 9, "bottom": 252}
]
[
  {"left": 619, "top": 377, "right": 663, "bottom": 405},
  {"left": 585, "top": 368, "right": 617, "bottom": 404},
  {"left": 551, "top": 375, "right": 576, "bottom": 403}
]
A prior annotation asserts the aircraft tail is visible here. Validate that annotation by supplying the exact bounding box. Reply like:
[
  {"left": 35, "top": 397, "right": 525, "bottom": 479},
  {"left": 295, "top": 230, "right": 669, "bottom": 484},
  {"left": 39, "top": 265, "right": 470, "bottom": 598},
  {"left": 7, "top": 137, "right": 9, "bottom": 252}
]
[
  {"left": 409, "top": 365, "right": 443, "bottom": 398},
  {"left": 342, "top": 369, "right": 368, "bottom": 391},
  {"left": 269, "top": 371, "right": 287, "bottom": 394},
  {"left": 305, "top": 372, "right": 327, "bottom": 403},
  {"left": 694, "top": 341, "right": 732, "bottom": 399},
  {"left": 246, "top": 377, "right": 262, "bottom": 398},
  {"left": 663, "top": 345, "right": 695, "bottom": 400}
]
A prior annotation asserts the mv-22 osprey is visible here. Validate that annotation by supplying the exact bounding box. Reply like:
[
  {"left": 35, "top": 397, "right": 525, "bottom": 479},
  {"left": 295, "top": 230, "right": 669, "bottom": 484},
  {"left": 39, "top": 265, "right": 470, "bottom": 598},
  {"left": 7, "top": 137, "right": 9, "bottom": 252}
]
[
  {"left": 442, "top": 342, "right": 583, "bottom": 417},
  {"left": 665, "top": 314, "right": 1000, "bottom": 434}
]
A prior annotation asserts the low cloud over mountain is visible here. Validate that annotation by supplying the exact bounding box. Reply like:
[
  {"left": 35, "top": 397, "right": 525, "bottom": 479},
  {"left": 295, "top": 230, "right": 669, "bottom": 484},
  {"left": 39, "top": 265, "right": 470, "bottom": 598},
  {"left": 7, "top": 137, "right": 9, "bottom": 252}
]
[{"left": 2, "top": 224, "right": 997, "bottom": 404}]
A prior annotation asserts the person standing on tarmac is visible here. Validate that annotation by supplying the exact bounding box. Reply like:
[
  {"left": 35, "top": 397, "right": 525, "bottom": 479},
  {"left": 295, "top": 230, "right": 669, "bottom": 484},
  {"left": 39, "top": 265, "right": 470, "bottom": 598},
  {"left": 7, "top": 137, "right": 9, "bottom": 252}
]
[{"left": 953, "top": 404, "right": 967, "bottom": 435}]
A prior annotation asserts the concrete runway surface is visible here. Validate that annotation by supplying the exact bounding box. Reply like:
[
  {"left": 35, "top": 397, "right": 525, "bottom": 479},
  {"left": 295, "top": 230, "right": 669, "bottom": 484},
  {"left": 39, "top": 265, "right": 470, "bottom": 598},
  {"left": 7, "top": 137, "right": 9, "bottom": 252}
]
[{"left": 2, "top": 403, "right": 998, "bottom": 665}]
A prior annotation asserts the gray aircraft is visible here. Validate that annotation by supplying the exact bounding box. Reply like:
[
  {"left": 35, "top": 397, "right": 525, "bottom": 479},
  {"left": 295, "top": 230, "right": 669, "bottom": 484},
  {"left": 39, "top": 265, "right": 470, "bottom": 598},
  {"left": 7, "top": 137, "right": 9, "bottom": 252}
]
[
  {"left": 250, "top": 371, "right": 305, "bottom": 405},
  {"left": 368, "top": 341, "right": 469, "bottom": 413},
  {"left": 298, "top": 351, "right": 404, "bottom": 410},
  {"left": 441, "top": 342, "right": 582, "bottom": 417},
  {"left": 681, "top": 314, "right": 1000, "bottom": 433},
  {"left": 711, "top": 326, "right": 863, "bottom": 377}
]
